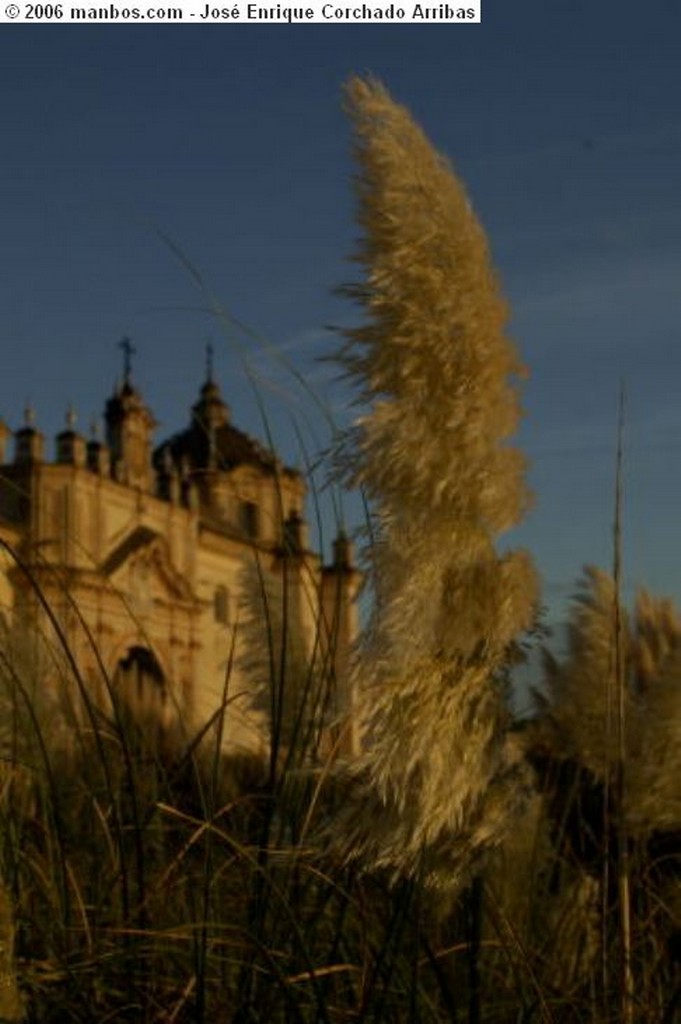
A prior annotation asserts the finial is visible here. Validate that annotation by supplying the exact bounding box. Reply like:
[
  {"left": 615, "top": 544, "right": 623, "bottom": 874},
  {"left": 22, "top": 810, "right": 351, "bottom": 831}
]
[
  {"left": 333, "top": 529, "right": 351, "bottom": 570},
  {"left": 119, "top": 336, "right": 136, "bottom": 386},
  {"left": 24, "top": 402, "right": 35, "bottom": 427},
  {"left": 90, "top": 417, "right": 101, "bottom": 440},
  {"left": 205, "top": 341, "right": 214, "bottom": 383},
  {"left": 65, "top": 405, "right": 77, "bottom": 430}
]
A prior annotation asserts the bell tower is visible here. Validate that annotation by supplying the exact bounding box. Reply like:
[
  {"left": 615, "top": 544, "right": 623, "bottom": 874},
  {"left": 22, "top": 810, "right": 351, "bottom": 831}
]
[{"left": 105, "top": 338, "right": 156, "bottom": 492}]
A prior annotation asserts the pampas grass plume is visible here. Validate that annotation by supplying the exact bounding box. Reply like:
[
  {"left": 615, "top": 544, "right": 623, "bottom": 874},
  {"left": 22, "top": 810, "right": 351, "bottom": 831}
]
[{"left": 334, "top": 77, "right": 538, "bottom": 889}]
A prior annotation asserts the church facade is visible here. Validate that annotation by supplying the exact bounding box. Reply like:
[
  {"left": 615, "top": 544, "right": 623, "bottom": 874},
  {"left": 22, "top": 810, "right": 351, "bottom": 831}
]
[{"left": 0, "top": 347, "right": 359, "bottom": 755}]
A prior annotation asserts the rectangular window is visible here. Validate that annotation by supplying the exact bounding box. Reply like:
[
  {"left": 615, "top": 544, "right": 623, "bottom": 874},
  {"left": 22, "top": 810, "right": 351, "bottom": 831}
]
[
  {"left": 239, "top": 500, "right": 259, "bottom": 539},
  {"left": 214, "top": 586, "right": 230, "bottom": 625}
]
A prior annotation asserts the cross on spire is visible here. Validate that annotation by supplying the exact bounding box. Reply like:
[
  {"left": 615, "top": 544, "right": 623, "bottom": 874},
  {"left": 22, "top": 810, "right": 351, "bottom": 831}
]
[
  {"left": 119, "top": 336, "right": 136, "bottom": 385},
  {"left": 205, "top": 341, "right": 214, "bottom": 383}
]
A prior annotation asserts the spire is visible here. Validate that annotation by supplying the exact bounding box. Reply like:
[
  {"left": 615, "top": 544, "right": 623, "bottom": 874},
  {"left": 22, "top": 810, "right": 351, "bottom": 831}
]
[
  {"left": 56, "top": 405, "right": 86, "bottom": 467},
  {"left": 105, "top": 340, "right": 156, "bottom": 491},
  {"left": 14, "top": 402, "right": 44, "bottom": 464},
  {"left": 157, "top": 444, "right": 180, "bottom": 504},
  {"left": 119, "top": 336, "right": 136, "bottom": 388},
  {"left": 191, "top": 344, "right": 230, "bottom": 442},
  {"left": 87, "top": 416, "right": 110, "bottom": 475},
  {"left": 332, "top": 529, "right": 354, "bottom": 571}
]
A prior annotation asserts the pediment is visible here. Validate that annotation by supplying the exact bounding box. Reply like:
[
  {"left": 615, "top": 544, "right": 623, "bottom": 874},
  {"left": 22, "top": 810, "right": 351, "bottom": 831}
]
[{"left": 101, "top": 526, "right": 195, "bottom": 605}]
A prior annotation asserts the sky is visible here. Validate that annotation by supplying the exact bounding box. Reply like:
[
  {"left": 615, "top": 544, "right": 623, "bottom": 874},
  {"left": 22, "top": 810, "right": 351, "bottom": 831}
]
[{"left": 2, "top": 4, "right": 681, "bottom": 651}]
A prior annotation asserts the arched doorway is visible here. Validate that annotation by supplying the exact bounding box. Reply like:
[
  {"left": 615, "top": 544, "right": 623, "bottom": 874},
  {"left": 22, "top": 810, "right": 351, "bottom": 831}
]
[{"left": 113, "top": 646, "right": 168, "bottom": 752}]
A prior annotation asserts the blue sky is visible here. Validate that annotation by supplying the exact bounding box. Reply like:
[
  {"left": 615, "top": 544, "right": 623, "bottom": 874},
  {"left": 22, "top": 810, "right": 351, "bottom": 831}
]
[{"left": 2, "top": 6, "right": 681, "bottom": 637}]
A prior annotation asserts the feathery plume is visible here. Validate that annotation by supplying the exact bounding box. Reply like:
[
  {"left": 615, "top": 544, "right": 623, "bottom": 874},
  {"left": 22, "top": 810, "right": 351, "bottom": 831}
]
[
  {"left": 628, "top": 590, "right": 681, "bottom": 834},
  {"left": 544, "top": 566, "right": 632, "bottom": 777},
  {"left": 540, "top": 569, "right": 681, "bottom": 833},
  {"left": 334, "top": 77, "right": 538, "bottom": 889}
]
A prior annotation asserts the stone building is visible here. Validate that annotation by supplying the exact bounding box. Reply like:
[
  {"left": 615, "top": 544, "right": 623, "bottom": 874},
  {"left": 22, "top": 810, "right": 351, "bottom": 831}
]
[{"left": 0, "top": 345, "right": 359, "bottom": 755}]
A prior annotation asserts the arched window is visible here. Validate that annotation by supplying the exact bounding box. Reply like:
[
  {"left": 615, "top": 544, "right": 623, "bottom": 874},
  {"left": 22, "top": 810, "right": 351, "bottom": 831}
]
[
  {"left": 213, "top": 585, "right": 230, "bottom": 626},
  {"left": 114, "top": 646, "right": 167, "bottom": 747}
]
